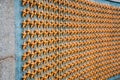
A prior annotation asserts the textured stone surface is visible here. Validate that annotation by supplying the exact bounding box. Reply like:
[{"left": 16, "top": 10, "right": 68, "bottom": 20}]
[
  {"left": 0, "top": 58, "right": 15, "bottom": 80},
  {"left": 0, "top": 0, "right": 15, "bottom": 58},
  {"left": 0, "top": 0, "right": 15, "bottom": 80}
]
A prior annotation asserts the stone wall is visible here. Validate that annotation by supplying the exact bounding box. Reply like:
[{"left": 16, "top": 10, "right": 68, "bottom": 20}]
[
  {"left": 0, "top": 0, "right": 120, "bottom": 80},
  {"left": 0, "top": 0, "right": 15, "bottom": 80}
]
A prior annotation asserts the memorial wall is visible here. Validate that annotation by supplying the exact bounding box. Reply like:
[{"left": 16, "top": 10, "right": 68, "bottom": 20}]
[
  {"left": 0, "top": 0, "right": 120, "bottom": 80},
  {"left": 19, "top": 0, "right": 120, "bottom": 80}
]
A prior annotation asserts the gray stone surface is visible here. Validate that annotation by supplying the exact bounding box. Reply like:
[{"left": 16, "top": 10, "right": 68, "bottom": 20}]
[
  {"left": 0, "top": 0, "right": 15, "bottom": 59},
  {"left": 0, "top": 58, "right": 15, "bottom": 80},
  {"left": 0, "top": 0, "right": 15, "bottom": 80}
]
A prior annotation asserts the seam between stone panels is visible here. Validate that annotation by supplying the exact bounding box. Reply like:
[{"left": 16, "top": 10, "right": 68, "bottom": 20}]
[{"left": 0, "top": 56, "right": 14, "bottom": 62}]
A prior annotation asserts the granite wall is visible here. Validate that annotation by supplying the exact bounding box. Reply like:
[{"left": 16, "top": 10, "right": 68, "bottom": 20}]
[{"left": 0, "top": 0, "right": 15, "bottom": 80}]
